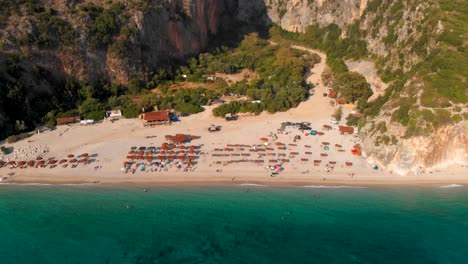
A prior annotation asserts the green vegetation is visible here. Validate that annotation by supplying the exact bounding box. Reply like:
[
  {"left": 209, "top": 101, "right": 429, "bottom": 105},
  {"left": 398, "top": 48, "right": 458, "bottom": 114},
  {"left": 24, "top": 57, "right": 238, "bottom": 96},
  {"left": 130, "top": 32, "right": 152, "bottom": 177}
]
[
  {"left": 179, "top": 33, "right": 312, "bottom": 116},
  {"left": 332, "top": 107, "right": 343, "bottom": 121},
  {"left": 271, "top": 0, "right": 467, "bottom": 137},
  {"left": 333, "top": 72, "right": 373, "bottom": 103},
  {"left": 1, "top": 0, "right": 466, "bottom": 141}
]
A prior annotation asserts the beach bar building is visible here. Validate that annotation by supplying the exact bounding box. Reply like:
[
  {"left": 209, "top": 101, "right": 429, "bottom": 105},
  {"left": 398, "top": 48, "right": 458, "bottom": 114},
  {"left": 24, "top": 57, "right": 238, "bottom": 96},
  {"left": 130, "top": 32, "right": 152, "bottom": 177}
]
[
  {"left": 56, "top": 116, "right": 80, "bottom": 126},
  {"left": 339, "top": 126, "right": 354, "bottom": 135},
  {"left": 139, "top": 111, "right": 171, "bottom": 126},
  {"left": 106, "top": 110, "right": 122, "bottom": 119}
]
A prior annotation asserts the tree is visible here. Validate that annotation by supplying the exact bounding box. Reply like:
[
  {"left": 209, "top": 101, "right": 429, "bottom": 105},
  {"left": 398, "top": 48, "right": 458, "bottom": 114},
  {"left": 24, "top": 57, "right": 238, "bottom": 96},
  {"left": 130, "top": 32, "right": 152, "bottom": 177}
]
[
  {"left": 15, "top": 120, "right": 27, "bottom": 131},
  {"left": 123, "top": 103, "right": 140, "bottom": 118},
  {"left": 333, "top": 71, "right": 373, "bottom": 103},
  {"left": 127, "top": 78, "right": 143, "bottom": 94},
  {"left": 332, "top": 106, "right": 343, "bottom": 121},
  {"left": 78, "top": 98, "right": 104, "bottom": 120}
]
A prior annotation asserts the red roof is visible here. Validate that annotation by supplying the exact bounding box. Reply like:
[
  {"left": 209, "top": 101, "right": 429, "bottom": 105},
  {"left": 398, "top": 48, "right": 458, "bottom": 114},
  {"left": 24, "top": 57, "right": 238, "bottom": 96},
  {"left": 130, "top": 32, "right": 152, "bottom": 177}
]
[
  {"left": 141, "top": 111, "right": 170, "bottom": 121},
  {"left": 56, "top": 116, "right": 80, "bottom": 125},
  {"left": 339, "top": 126, "right": 354, "bottom": 133}
]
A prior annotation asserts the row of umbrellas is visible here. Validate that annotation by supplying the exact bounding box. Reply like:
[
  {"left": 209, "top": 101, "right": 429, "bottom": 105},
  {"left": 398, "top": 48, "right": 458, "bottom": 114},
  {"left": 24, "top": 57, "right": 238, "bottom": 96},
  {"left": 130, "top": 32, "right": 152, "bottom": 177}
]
[{"left": 126, "top": 155, "right": 197, "bottom": 161}]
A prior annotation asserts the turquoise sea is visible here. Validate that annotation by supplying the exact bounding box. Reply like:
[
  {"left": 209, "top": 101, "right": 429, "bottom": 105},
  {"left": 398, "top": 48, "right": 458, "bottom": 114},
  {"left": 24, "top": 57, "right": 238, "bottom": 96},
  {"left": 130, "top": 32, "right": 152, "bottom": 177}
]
[{"left": 0, "top": 184, "right": 467, "bottom": 264}]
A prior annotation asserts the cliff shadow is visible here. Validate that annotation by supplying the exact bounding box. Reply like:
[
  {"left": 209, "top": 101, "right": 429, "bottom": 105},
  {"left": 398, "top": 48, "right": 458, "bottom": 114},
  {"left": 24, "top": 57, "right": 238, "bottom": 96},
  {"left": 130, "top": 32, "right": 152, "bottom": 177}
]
[{"left": 205, "top": 0, "right": 273, "bottom": 49}]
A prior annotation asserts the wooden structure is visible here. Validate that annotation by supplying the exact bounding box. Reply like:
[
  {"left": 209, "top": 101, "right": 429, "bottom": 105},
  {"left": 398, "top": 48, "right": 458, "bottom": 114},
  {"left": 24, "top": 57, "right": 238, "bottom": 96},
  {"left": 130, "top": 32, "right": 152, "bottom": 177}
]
[
  {"left": 328, "top": 90, "right": 337, "bottom": 98},
  {"left": 139, "top": 111, "right": 170, "bottom": 126},
  {"left": 339, "top": 126, "right": 354, "bottom": 135},
  {"left": 56, "top": 116, "right": 80, "bottom": 126}
]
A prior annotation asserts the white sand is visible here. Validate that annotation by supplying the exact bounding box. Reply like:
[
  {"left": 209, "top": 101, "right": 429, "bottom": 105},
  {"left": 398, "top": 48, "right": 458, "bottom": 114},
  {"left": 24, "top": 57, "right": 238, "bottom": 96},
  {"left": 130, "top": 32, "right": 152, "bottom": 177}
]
[{"left": 1, "top": 46, "right": 466, "bottom": 186}]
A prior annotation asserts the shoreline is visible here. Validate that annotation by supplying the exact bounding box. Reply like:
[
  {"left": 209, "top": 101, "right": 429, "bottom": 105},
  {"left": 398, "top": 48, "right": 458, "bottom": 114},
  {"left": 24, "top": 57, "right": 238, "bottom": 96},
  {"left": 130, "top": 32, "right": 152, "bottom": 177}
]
[
  {"left": 2, "top": 174, "right": 467, "bottom": 188},
  {"left": 1, "top": 44, "right": 466, "bottom": 188}
]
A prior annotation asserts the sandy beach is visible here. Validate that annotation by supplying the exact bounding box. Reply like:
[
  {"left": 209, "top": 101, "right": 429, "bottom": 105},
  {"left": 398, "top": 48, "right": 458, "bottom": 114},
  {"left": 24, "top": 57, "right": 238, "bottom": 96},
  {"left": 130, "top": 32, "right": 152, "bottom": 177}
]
[{"left": 1, "top": 47, "right": 466, "bottom": 187}]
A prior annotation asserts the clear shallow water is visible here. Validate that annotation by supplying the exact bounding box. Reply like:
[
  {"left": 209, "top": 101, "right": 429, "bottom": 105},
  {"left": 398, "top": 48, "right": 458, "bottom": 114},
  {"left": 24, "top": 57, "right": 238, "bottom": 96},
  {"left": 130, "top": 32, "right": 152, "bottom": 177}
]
[{"left": 0, "top": 185, "right": 467, "bottom": 264}]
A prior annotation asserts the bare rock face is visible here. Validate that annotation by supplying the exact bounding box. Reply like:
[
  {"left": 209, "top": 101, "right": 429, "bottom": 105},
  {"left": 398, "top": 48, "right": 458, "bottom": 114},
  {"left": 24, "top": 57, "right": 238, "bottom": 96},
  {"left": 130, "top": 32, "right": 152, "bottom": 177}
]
[
  {"left": 261, "top": 0, "right": 367, "bottom": 32},
  {"left": 363, "top": 123, "right": 468, "bottom": 175},
  {"left": 0, "top": 0, "right": 230, "bottom": 84}
]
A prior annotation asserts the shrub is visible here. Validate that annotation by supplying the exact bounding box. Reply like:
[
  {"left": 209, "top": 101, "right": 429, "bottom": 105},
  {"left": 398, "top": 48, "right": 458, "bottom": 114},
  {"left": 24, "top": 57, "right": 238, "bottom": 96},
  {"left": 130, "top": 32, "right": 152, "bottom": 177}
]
[
  {"left": 127, "top": 78, "right": 143, "bottom": 94},
  {"left": 123, "top": 103, "right": 141, "bottom": 118},
  {"left": 78, "top": 98, "right": 105, "bottom": 120},
  {"left": 6, "top": 132, "right": 32, "bottom": 143}
]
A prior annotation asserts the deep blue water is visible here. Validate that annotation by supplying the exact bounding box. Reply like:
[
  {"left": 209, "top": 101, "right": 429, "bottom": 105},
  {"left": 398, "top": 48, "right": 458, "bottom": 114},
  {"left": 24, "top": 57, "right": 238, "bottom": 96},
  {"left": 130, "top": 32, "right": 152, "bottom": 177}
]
[{"left": 0, "top": 184, "right": 467, "bottom": 264}]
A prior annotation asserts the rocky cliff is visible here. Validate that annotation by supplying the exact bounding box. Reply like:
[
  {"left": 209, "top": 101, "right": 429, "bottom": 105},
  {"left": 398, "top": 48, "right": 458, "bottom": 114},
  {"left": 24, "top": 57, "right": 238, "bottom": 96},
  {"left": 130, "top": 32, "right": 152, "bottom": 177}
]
[
  {"left": 0, "top": 0, "right": 238, "bottom": 84},
  {"left": 1, "top": 0, "right": 466, "bottom": 172},
  {"left": 263, "top": 0, "right": 367, "bottom": 32},
  {"left": 261, "top": 0, "right": 467, "bottom": 174}
]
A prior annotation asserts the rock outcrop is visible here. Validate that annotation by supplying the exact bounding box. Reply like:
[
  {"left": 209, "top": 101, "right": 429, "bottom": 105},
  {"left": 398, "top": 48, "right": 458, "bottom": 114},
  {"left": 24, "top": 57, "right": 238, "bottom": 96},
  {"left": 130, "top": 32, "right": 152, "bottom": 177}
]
[{"left": 363, "top": 123, "right": 467, "bottom": 175}]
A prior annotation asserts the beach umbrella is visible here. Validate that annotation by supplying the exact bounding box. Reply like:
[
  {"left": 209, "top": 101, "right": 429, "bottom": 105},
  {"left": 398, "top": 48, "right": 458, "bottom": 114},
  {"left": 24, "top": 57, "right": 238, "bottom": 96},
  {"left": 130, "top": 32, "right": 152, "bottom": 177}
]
[
  {"left": 128, "top": 150, "right": 135, "bottom": 155},
  {"left": 78, "top": 158, "right": 88, "bottom": 163},
  {"left": 146, "top": 156, "right": 153, "bottom": 161},
  {"left": 168, "top": 155, "right": 176, "bottom": 160},
  {"left": 168, "top": 150, "right": 175, "bottom": 154},
  {"left": 67, "top": 154, "right": 74, "bottom": 158},
  {"left": 36, "top": 157, "right": 43, "bottom": 160},
  {"left": 177, "top": 155, "right": 185, "bottom": 160},
  {"left": 165, "top": 135, "right": 172, "bottom": 139},
  {"left": 126, "top": 156, "right": 134, "bottom": 160},
  {"left": 158, "top": 155, "right": 166, "bottom": 161},
  {"left": 59, "top": 159, "right": 68, "bottom": 164},
  {"left": 80, "top": 153, "right": 89, "bottom": 158},
  {"left": 310, "top": 130, "right": 317, "bottom": 135},
  {"left": 27, "top": 160, "right": 35, "bottom": 166},
  {"left": 7, "top": 161, "right": 15, "bottom": 165},
  {"left": 48, "top": 160, "right": 58, "bottom": 165},
  {"left": 179, "top": 145, "right": 186, "bottom": 149},
  {"left": 18, "top": 161, "right": 26, "bottom": 166},
  {"left": 260, "top": 137, "right": 269, "bottom": 142},
  {"left": 189, "top": 135, "right": 198, "bottom": 140},
  {"left": 69, "top": 159, "right": 77, "bottom": 163},
  {"left": 161, "top": 145, "right": 168, "bottom": 150}
]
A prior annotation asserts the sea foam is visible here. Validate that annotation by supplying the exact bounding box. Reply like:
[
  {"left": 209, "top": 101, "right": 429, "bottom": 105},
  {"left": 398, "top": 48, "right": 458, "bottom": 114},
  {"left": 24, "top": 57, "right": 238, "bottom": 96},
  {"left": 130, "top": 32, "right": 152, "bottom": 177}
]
[
  {"left": 301, "top": 185, "right": 367, "bottom": 189},
  {"left": 439, "top": 184, "right": 464, "bottom": 188},
  {"left": 239, "top": 183, "right": 267, "bottom": 187}
]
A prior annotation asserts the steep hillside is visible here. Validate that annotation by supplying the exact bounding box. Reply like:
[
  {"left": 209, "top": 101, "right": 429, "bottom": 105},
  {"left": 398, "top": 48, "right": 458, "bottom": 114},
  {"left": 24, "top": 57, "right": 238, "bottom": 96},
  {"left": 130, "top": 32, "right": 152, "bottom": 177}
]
[
  {"left": 0, "top": 0, "right": 241, "bottom": 84},
  {"left": 266, "top": 0, "right": 467, "bottom": 174},
  {"left": 0, "top": 0, "right": 466, "bottom": 173}
]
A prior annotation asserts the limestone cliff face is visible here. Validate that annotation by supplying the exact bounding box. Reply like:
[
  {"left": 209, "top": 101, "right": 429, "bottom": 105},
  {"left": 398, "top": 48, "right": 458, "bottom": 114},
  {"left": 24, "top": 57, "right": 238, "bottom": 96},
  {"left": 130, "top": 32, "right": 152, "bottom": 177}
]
[
  {"left": 107, "top": 0, "right": 226, "bottom": 83},
  {"left": 363, "top": 123, "right": 467, "bottom": 175},
  {"left": 262, "top": 0, "right": 367, "bottom": 32},
  {"left": 0, "top": 0, "right": 231, "bottom": 84}
]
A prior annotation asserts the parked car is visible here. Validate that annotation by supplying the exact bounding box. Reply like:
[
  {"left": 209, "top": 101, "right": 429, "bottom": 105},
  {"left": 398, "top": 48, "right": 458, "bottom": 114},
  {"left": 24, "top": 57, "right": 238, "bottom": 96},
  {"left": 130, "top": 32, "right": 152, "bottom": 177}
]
[{"left": 225, "top": 114, "right": 238, "bottom": 121}]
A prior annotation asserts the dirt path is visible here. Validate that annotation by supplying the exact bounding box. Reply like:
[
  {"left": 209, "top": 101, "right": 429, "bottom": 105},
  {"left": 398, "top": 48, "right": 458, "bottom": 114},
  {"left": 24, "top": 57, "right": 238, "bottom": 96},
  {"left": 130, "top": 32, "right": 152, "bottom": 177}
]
[{"left": 282, "top": 44, "right": 335, "bottom": 120}]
